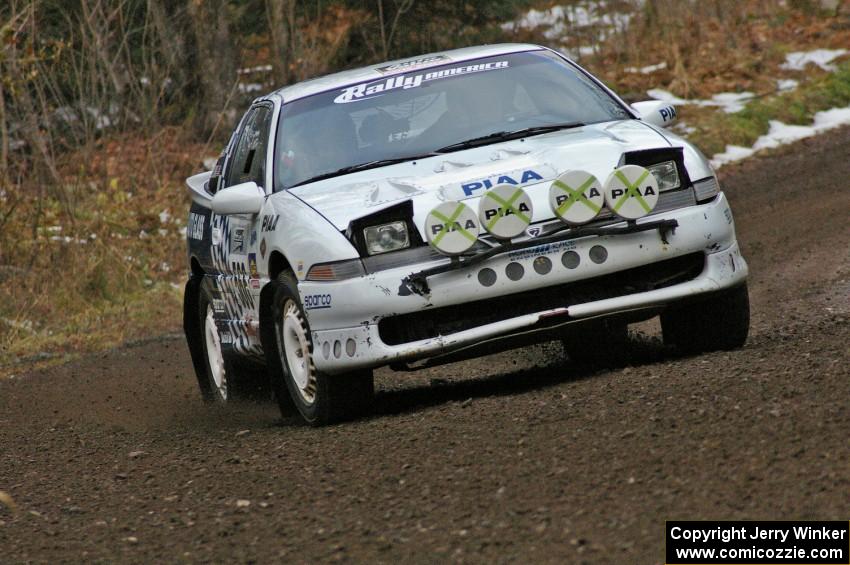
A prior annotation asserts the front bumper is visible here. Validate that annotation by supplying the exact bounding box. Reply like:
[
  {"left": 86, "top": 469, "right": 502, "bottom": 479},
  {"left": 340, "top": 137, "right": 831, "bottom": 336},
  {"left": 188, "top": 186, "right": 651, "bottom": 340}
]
[{"left": 301, "top": 193, "right": 748, "bottom": 374}]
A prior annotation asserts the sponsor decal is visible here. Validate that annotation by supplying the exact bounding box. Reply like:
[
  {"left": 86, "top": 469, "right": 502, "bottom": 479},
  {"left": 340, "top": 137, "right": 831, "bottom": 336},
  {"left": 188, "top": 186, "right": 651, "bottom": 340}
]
[
  {"left": 478, "top": 185, "right": 533, "bottom": 239},
  {"left": 188, "top": 213, "right": 205, "bottom": 240},
  {"left": 229, "top": 227, "right": 246, "bottom": 254},
  {"left": 250, "top": 279, "right": 260, "bottom": 289},
  {"left": 260, "top": 238, "right": 267, "bottom": 258},
  {"left": 425, "top": 201, "right": 480, "bottom": 255},
  {"left": 304, "top": 294, "right": 332, "bottom": 310},
  {"left": 248, "top": 253, "right": 259, "bottom": 279},
  {"left": 658, "top": 105, "right": 677, "bottom": 123},
  {"left": 525, "top": 225, "right": 542, "bottom": 238},
  {"left": 250, "top": 230, "right": 257, "bottom": 246},
  {"left": 507, "top": 240, "right": 576, "bottom": 262},
  {"left": 296, "top": 260, "right": 304, "bottom": 275},
  {"left": 549, "top": 170, "right": 603, "bottom": 225},
  {"left": 220, "top": 330, "right": 233, "bottom": 344},
  {"left": 375, "top": 54, "right": 451, "bottom": 75},
  {"left": 261, "top": 214, "right": 279, "bottom": 232},
  {"left": 245, "top": 313, "right": 259, "bottom": 337},
  {"left": 723, "top": 207, "right": 733, "bottom": 225},
  {"left": 213, "top": 298, "right": 226, "bottom": 312},
  {"left": 334, "top": 60, "right": 510, "bottom": 104},
  {"left": 603, "top": 165, "right": 659, "bottom": 220},
  {"left": 461, "top": 169, "right": 543, "bottom": 197}
]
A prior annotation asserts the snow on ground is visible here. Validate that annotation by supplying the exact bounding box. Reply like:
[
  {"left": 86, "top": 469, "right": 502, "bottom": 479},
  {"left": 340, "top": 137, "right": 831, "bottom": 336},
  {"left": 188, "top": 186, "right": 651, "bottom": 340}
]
[
  {"left": 502, "top": 1, "right": 632, "bottom": 57},
  {"left": 648, "top": 89, "right": 756, "bottom": 114},
  {"left": 781, "top": 49, "right": 848, "bottom": 72},
  {"left": 777, "top": 78, "right": 799, "bottom": 92},
  {"left": 711, "top": 106, "right": 850, "bottom": 168},
  {"left": 625, "top": 61, "right": 667, "bottom": 74}
]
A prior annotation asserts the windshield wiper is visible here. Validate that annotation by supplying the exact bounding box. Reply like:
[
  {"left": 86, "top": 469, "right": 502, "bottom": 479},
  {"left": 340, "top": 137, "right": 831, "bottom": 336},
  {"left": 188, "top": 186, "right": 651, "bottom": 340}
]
[
  {"left": 435, "top": 122, "right": 585, "bottom": 153},
  {"left": 289, "top": 153, "right": 439, "bottom": 188}
]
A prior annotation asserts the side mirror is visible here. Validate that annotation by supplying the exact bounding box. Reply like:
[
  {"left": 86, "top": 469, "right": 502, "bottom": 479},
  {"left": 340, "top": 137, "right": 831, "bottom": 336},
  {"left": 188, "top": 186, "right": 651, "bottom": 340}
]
[
  {"left": 211, "top": 181, "right": 264, "bottom": 215},
  {"left": 631, "top": 100, "right": 678, "bottom": 128}
]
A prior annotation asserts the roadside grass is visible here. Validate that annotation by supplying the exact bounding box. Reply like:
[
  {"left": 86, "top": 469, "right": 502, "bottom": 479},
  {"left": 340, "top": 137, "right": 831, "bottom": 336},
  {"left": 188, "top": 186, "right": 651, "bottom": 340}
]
[
  {"left": 685, "top": 61, "right": 850, "bottom": 156},
  {"left": 0, "top": 129, "right": 208, "bottom": 374}
]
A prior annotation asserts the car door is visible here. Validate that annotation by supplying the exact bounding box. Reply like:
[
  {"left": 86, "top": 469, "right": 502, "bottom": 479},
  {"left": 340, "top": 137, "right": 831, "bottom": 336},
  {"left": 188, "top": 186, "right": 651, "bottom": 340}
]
[{"left": 209, "top": 103, "right": 274, "bottom": 357}]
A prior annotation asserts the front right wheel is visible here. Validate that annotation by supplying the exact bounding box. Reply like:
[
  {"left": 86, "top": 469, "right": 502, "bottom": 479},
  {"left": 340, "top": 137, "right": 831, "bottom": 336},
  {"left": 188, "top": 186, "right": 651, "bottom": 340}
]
[
  {"left": 661, "top": 283, "right": 750, "bottom": 354},
  {"left": 266, "top": 271, "right": 373, "bottom": 425}
]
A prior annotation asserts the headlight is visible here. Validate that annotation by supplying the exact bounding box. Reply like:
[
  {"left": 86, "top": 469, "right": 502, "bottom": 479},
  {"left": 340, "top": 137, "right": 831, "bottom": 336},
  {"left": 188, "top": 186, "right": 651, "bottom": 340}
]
[
  {"left": 646, "top": 160, "right": 680, "bottom": 192},
  {"left": 363, "top": 221, "right": 410, "bottom": 255}
]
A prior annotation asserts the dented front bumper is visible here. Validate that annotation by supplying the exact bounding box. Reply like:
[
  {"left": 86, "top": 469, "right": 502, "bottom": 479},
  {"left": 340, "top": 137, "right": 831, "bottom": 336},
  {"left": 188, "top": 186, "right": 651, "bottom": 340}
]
[{"left": 300, "top": 193, "right": 748, "bottom": 375}]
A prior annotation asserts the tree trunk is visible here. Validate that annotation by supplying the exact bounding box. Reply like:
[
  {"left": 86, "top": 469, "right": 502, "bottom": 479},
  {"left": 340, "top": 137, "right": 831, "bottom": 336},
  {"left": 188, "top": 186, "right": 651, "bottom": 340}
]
[
  {"left": 187, "top": 0, "right": 237, "bottom": 136},
  {"left": 265, "top": 0, "right": 295, "bottom": 87}
]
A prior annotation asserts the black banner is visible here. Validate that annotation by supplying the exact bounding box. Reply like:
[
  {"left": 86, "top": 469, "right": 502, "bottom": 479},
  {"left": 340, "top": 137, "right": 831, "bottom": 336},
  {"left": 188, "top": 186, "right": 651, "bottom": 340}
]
[{"left": 666, "top": 521, "right": 850, "bottom": 564}]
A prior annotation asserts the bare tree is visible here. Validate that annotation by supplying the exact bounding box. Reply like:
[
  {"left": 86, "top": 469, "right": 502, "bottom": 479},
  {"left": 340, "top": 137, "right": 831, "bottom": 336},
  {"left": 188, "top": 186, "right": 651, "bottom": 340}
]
[
  {"left": 187, "top": 0, "right": 238, "bottom": 135},
  {"left": 265, "top": 0, "right": 296, "bottom": 86}
]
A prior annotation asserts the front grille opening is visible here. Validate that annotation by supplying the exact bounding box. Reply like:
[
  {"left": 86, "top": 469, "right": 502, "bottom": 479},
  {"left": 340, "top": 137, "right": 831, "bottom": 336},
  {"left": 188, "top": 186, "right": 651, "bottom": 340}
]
[{"left": 378, "top": 252, "right": 704, "bottom": 346}]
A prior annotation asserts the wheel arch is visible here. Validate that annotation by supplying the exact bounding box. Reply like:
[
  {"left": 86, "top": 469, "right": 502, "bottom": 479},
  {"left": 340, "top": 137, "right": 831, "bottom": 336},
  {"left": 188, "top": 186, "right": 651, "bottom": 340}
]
[{"left": 259, "top": 250, "right": 293, "bottom": 366}]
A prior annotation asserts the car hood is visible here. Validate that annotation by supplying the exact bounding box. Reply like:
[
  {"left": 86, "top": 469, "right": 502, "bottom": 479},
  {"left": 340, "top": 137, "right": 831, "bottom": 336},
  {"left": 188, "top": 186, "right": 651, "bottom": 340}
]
[{"left": 288, "top": 120, "right": 672, "bottom": 233}]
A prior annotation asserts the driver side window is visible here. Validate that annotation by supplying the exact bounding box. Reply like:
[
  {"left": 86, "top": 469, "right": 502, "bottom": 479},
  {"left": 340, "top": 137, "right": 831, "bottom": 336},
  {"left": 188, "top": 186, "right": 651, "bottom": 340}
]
[{"left": 225, "top": 105, "right": 273, "bottom": 189}]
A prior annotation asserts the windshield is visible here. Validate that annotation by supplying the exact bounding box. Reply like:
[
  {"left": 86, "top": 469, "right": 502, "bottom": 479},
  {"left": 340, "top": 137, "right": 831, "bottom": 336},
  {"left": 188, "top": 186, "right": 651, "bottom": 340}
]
[{"left": 274, "top": 50, "right": 630, "bottom": 190}]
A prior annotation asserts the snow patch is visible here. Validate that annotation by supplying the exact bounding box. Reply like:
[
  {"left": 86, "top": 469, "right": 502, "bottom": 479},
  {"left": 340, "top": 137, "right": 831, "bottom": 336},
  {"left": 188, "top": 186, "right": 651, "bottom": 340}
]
[
  {"left": 626, "top": 61, "right": 667, "bottom": 74},
  {"left": 781, "top": 49, "right": 847, "bottom": 72},
  {"left": 503, "top": 2, "right": 632, "bottom": 51},
  {"left": 647, "top": 89, "right": 755, "bottom": 114},
  {"left": 711, "top": 105, "right": 850, "bottom": 168},
  {"left": 777, "top": 78, "right": 798, "bottom": 92}
]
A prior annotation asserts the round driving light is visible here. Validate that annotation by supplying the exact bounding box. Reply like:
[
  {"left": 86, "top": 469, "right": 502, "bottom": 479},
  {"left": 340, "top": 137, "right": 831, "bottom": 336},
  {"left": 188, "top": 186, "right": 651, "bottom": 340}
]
[
  {"left": 549, "top": 170, "right": 603, "bottom": 225},
  {"left": 478, "top": 268, "right": 497, "bottom": 287},
  {"left": 333, "top": 340, "right": 342, "bottom": 359},
  {"left": 589, "top": 245, "right": 608, "bottom": 264},
  {"left": 533, "top": 256, "right": 552, "bottom": 275},
  {"left": 562, "top": 250, "right": 580, "bottom": 269},
  {"left": 477, "top": 184, "right": 533, "bottom": 239},
  {"left": 505, "top": 262, "right": 524, "bottom": 281},
  {"left": 322, "top": 341, "right": 331, "bottom": 359},
  {"left": 345, "top": 338, "right": 356, "bottom": 357},
  {"left": 425, "top": 201, "right": 480, "bottom": 255},
  {"left": 603, "top": 165, "right": 659, "bottom": 220}
]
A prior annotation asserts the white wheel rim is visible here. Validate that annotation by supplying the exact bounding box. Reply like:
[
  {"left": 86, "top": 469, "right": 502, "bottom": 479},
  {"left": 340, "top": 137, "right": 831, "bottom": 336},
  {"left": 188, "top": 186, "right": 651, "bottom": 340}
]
[
  {"left": 279, "top": 300, "right": 316, "bottom": 404},
  {"left": 204, "top": 304, "right": 227, "bottom": 400}
]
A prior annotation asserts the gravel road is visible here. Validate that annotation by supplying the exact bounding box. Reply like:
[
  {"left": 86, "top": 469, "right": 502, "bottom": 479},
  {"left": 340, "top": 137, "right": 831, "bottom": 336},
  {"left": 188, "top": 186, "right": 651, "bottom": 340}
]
[{"left": 1, "top": 126, "right": 848, "bottom": 564}]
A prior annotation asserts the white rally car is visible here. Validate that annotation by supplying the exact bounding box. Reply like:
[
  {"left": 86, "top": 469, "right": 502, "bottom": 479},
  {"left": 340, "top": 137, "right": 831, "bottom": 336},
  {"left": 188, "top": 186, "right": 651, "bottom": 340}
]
[{"left": 183, "top": 44, "right": 749, "bottom": 425}]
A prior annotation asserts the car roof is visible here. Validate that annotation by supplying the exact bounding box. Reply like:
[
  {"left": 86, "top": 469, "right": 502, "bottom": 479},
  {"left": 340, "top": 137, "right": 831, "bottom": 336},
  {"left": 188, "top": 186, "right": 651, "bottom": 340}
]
[{"left": 265, "top": 43, "right": 546, "bottom": 103}]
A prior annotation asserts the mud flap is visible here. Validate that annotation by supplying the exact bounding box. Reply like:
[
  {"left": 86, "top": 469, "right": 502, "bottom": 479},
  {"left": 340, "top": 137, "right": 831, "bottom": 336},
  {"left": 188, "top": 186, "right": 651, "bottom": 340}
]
[{"left": 183, "top": 276, "right": 209, "bottom": 388}]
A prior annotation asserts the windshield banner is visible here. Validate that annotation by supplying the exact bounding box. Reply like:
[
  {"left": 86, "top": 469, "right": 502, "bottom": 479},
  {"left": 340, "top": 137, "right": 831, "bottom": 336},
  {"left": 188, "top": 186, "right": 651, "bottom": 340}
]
[{"left": 334, "top": 60, "right": 510, "bottom": 104}]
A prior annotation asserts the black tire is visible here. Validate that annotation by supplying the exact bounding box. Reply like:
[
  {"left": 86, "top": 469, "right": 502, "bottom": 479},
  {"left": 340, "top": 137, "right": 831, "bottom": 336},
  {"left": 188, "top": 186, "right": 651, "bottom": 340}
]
[
  {"left": 561, "top": 319, "right": 630, "bottom": 365},
  {"left": 186, "top": 278, "right": 271, "bottom": 403},
  {"left": 265, "top": 271, "right": 373, "bottom": 425},
  {"left": 661, "top": 283, "right": 750, "bottom": 354}
]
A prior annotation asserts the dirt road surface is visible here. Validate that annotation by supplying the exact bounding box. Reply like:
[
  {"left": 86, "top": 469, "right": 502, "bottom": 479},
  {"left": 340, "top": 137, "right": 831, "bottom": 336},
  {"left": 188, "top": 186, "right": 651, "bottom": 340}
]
[{"left": 1, "top": 127, "right": 848, "bottom": 564}]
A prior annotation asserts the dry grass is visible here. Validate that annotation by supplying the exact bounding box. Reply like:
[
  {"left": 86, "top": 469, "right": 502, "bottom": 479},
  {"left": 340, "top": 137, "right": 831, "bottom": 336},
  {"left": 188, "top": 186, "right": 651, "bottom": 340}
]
[{"left": 0, "top": 128, "right": 209, "bottom": 371}]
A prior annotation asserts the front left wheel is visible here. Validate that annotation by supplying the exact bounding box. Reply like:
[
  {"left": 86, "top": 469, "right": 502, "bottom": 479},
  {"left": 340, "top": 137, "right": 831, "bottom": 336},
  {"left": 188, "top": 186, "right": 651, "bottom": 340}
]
[{"left": 266, "top": 271, "right": 373, "bottom": 425}]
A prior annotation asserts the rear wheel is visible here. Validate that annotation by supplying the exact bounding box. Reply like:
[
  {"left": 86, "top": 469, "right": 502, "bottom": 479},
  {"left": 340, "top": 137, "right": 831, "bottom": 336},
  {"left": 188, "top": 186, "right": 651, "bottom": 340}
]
[
  {"left": 189, "top": 280, "right": 271, "bottom": 403},
  {"left": 661, "top": 284, "right": 750, "bottom": 354},
  {"left": 267, "top": 271, "right": 373, "bottom": 425},
  {"left": 197, "top": 286, "right": 229, "bottom": 402}
]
